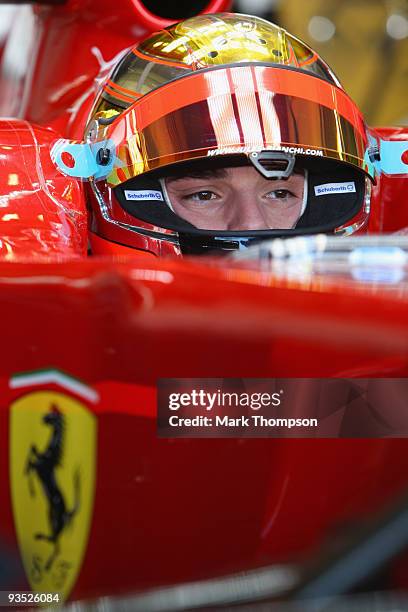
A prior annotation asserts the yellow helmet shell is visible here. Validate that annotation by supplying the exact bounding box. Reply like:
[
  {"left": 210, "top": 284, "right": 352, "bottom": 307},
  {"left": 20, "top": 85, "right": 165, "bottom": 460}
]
[{"left": 93, "top": 13, "right": 341, "bottom": 115}]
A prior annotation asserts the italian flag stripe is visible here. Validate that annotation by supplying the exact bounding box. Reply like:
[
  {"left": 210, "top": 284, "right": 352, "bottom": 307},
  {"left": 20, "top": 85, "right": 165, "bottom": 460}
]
[{"left": 9, "top": 369, "right": 99, "bottom": 403}]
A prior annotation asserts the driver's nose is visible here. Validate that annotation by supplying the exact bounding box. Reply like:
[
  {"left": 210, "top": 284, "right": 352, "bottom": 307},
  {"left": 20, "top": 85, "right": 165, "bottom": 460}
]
[{"left": 226, "top": 193, "right": 269, "bottom": 231}]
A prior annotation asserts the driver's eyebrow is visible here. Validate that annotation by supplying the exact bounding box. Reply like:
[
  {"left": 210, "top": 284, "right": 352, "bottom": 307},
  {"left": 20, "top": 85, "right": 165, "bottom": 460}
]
[{"left": 165, "top": 168, "right": 228, "bottom": 184}]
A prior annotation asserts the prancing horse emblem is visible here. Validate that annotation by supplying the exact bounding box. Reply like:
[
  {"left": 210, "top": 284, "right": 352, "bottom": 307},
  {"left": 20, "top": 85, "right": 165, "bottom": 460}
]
[{"left": 25, "top": 405, "right": 80, "bottom": 571}]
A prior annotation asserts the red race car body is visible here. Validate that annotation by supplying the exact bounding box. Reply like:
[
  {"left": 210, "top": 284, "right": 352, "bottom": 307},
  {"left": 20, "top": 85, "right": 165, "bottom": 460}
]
[{"left": 0, "top": 1, "right": 408, "bottom": 607}]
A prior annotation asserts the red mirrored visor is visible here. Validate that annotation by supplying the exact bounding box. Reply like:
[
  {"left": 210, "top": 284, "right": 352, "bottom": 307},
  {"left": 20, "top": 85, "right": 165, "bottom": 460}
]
[{"left": 105, "top": 65, "right": 369, "bottom": 187}]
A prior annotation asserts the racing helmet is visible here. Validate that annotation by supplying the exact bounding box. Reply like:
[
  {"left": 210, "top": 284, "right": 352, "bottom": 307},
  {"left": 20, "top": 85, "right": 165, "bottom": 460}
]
[{"left": 54, "top": 13, "right": 377, "bottom": 256}]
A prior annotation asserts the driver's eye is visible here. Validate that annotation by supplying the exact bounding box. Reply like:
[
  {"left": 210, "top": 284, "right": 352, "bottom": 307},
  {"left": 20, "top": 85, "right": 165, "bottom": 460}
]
[
  {"left": 271, "top": 189, "right": 291, "bottom": 199},
  {"left": 189, "top": 191, "right": 217, "bottom": 201}
]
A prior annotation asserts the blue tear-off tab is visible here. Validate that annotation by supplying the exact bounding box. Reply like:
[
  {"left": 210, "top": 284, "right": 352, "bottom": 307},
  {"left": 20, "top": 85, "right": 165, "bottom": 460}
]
[
  {"left": 51, "top": 139, "right": 117, "bottom": 180},
  {"left": 379, "top": 139, "right": 408, "bottom": 175}
]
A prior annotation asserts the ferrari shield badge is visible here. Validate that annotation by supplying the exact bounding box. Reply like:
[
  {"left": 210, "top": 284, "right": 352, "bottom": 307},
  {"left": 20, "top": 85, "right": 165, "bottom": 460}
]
[{"left": 9, "top": 386, "right": 97, "bottom": 602}]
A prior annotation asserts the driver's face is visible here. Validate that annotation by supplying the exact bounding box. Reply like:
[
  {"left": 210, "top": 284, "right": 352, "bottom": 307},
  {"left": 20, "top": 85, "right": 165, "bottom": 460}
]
[{"left": 164, "top": 166, "right": 305, "bottom": 231}]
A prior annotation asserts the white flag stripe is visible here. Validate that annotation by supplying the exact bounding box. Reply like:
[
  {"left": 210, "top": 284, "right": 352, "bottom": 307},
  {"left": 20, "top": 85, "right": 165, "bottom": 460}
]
[{"left": 10, "top": 370, "right": 99, "bottom": 403}]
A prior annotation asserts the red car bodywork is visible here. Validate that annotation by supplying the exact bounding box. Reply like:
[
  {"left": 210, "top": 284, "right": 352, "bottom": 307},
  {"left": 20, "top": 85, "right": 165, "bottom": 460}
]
[{"left": 1, "top": 0, "right": 408, "bottom": 605}]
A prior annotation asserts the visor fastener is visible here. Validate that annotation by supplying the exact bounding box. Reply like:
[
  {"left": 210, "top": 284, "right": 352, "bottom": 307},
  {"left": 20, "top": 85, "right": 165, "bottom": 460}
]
[
  {"left": 249, "top": 150, "right": 296, "bottom": 179},
  {"left": 97, "top": 148, "right": 112, "bottom": 166},
  {"left": 368, "top": 145, "right": 381, "bottom": 163}
]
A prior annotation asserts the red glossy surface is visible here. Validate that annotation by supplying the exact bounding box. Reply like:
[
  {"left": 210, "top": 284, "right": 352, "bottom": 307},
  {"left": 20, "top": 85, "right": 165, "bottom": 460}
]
[
  {"left": 0, "top": 0, "right": 407, "bottom": 604},
  {"left": 0, "top": 259, "right": 408, "bottom": 600},
  {"left": 0, "top": 0, "right": 231, "bottom": 129},
  {"left": 369, "top": 126, "right": 408, "bottom": 233},
  {"left": 0, "top": 119, "right": 87, "bottom": 260}
]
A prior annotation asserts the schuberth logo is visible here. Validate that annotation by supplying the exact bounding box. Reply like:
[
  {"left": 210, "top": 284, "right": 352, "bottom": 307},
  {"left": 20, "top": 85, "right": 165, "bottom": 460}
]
[
  {"left": 124, "top": 189, "right": 163, "bottom": 201},
  {"left": 10, "top": 386, "right": 97, "bottom": 603},
  {"left": 314, "top": 182, "right": 356, "bottom": 196}
]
